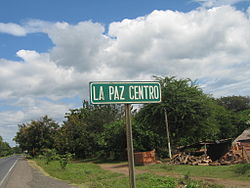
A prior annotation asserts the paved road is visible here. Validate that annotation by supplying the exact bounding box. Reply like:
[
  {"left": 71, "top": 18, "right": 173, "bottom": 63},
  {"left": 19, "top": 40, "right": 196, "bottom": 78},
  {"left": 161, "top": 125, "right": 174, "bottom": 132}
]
[
  {"left": 0, "top": 155, "right": 19, "bottom": 187},
  {"left": 0, "top": 156, "right": 76, "bottom": 188}
]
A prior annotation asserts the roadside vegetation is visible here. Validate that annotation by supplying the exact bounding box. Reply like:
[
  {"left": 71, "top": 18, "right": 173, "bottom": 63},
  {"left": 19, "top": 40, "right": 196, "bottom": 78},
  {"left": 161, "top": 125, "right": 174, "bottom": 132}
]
[
  {"left": 12, "top": 76, "right": 250, "bottom": 186},
  {"left": 14, "top": 76, "right": 250, "bottom": 160},
  {"left": 35, "top": 157, "right": 225, "bottom": 188},
  {"left": 0, "top": 135, "right": 21, "bottom": 157},
  {"left": 138, "top": 163, "right": 250, "bottom": 181}
]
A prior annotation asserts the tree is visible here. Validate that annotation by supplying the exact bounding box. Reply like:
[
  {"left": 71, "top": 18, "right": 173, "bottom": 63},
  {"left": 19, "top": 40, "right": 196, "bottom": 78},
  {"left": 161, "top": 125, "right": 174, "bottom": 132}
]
[
  {"left": 133, "top": 76, "right": 237, "bottom": 157},
  {"left": 97, "top": 120, "right": 127, "bottom": 160},
  {"left": 217, "top": 96, "right": 250, "bottom": 112},
  {"left": 0, "top": 136, "right": 12, "bottom": 157},
  {"left": 55, "top": 102, "right": 122, "bottom": 159},
  {"left": 14, "top": 116, "right": 59, "bottom": 157}
]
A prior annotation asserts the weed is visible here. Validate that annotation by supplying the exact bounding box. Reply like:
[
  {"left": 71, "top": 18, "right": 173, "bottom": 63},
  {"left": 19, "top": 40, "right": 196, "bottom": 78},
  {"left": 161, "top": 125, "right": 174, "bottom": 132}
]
[
  {"left": 184, "top": 171, "right": 191, "bottom": 180},
  {"left": 234, "top": 163, "right": 250, "bottom": 175},
  {"left": 186, "top": 181, "right": 200, "bottom": 188}
]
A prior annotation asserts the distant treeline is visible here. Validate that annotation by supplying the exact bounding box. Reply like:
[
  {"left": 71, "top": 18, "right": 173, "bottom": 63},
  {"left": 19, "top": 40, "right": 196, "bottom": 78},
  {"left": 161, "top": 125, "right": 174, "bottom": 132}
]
[
  {"left": 0, "top": 136, "right": 21, "bottom": 157},
  {"left": 14, "top": 76, "right": 250, "bottom": 159}
]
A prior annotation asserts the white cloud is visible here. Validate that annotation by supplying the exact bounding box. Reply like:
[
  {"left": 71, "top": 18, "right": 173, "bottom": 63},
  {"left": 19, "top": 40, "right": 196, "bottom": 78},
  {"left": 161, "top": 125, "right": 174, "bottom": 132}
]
[
  {"left": 106, "top": 6, "right": 250, "bottom": 86},
  {"left": 0, "top": 97, "right": 73, "bottom": 146},
  {"left": 247, "top": 6, "right": 250, "bottom": 18},
  {"left": 1, "top": 5, "right": 250, "bottom": 144},
  {"left": 48, "top": 21, "right": 109, "bottom": 72},
  {"left": 0, "top": 20, "right": 53, "bottom": 36},
  {"left": 0, "top": 23, "right": 27, "bottom": 36},
  {"left": 0, "top": 50, "right": 86, "bottom": 99},
  {"left": 194, "top": 0, "right": 250, "bottom": 8}
]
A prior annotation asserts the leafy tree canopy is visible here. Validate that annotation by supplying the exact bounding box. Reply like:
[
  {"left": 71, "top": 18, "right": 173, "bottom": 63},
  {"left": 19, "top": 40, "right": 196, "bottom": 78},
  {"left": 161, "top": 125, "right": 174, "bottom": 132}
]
[
  {"left": 14, "top": 115, "right": 59, "bottom": 156},
  {"left": 0, "top": 135, "right": 12, "bottom": 157},
  {"left": 55, "top": 103, "right": 123, "bottom": 158},
  {"left": 217, "top": 96, "right": 250, "bottom": 112},
  {"left": 133, "top": 76, "right": 247, "bottom": 157}
]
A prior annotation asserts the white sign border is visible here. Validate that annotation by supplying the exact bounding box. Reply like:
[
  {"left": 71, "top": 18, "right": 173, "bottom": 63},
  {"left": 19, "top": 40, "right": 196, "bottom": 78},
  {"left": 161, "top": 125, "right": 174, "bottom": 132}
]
[{"left": 89, "top": 81, "right": 162, "bottom": 105}]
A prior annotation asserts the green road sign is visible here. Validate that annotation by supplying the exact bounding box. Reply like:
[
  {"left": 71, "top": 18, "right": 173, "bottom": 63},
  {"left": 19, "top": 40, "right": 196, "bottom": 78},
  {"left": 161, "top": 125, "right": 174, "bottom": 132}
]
[{"left": 89, "top": 81, "right": 161, "bottom": 104}]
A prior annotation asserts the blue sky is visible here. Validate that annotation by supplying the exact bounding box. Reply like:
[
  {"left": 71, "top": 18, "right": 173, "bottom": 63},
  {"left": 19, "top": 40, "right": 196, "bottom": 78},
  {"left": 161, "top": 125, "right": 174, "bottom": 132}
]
[
  {"left": 0, "top": 0, "right": 250, "bottom": 145},
  {"left": 0, "top": 0, "right": 199, "bottom": 60}
]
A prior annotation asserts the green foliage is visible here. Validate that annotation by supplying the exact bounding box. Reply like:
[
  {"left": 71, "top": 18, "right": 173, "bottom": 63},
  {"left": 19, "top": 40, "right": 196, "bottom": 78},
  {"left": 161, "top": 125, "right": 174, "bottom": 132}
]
[
  {"left": 97, "top": 120, "right": 126, "bottom": 160},
  {"left": 139, "top": 163, "right": 250, "bottom": 181},
  {"left": 12, "top": 146, "right": 22, "bottom": 154},
  {"left": 0, "top": 135, "right": 13, "bottom": 157},
  {"left": 35, "top": 159, "right": 123, "bottom": 185},
  {"left": 217, "top": 96, "right": 250, "bottom": 112},
  {"left": 58, "top": 153, "right": 73, "bottom": 170},
  {"left": 35, "top": 159, "right": 225, "bottom": 188},
  {"left": 237, "top": 109, "right": 250, "bottom": 127},
  {"left": 14, "top": 116, "right": 59, "bottom": 157},
  {"left": 186, "top": 181, "right": 200, "bottom": 188},
  {"left": 184, "top": 181, "right": 224, "bottom": 188},
  {"left": 134, "top": 77, "right": 219, "bottom": 156},
  {"left": 234, "top": 164, "right": 250, "bottom": 175},
  {"left": 43, "top": 148, "right": 57, "bottom": 165},
  {"left": 25, "top": 154, "right": 33, "bottom": 159},
  {"left": 55, "top": 103, "right": 123, "bottom": 159},
  {"left": 137, "top": 173, "right": 177, "bottom": 188},
  {"left": 133, "top": 76, "right": 249, "bottom": 157},
  {"left": 14, "top": 76, "right": 250, "bottom": 162}
]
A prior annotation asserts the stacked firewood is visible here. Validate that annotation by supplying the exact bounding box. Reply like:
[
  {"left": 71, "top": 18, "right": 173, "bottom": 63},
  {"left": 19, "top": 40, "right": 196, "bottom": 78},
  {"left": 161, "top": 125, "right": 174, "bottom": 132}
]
[
  {"left": 169, "top": 150, "right": 247, "bottom": 166},
  {"left": 170, "top": 153, "right": 212, "bottom": 166},
  {"left": 217, "top": 150, "right": 245, "bottom": 165}
]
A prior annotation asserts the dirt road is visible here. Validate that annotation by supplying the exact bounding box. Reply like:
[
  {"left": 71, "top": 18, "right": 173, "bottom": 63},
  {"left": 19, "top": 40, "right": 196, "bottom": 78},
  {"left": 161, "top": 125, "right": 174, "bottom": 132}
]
[
  {"left": 99, "top": 163, "right": 250, "bottom": 188},
  {"left": 2, "top": 158, "right": 76, "bottom": 188}
]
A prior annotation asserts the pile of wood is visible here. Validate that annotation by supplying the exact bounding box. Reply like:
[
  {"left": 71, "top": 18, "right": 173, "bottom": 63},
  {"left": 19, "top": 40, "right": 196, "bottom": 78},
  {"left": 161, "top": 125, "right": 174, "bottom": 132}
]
[
  {"left": 170, "top": 153, "right": 212, "bottom": 166},
  {"left": 217, "top": 150, "right": 245, "bottom": 165},
  {"left": 169, "top": 147, "right": 248, "bottom": 166}
]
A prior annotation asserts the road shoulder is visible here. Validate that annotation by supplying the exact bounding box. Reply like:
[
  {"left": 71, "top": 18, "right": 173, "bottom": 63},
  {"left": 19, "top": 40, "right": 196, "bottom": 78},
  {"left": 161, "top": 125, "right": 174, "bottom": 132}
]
[{"left": 4, "top": 159, "right": 77, "bottom": 188}]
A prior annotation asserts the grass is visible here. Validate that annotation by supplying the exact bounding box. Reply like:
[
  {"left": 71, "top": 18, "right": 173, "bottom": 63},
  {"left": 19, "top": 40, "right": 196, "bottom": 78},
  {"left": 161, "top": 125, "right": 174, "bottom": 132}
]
[
  {"left": 34, "top": 158, "right": 225, "bottom": 188},
  {"left": 0, "top": 154, "right": 15, "bottom": 159},
  {"left": 35, "top": 159, "right": 123, "bottom": 185},
  {"left": 138, "top": 163, "right": 250, "bottom": 181},
  {"left": 234, "top": 164, "right": 250, "bottom": 175}
]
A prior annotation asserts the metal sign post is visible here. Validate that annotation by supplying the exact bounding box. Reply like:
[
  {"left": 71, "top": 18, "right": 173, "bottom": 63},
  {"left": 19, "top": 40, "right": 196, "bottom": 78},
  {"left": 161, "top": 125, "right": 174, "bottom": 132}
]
[
  {"left": 125, "top": 104, "right": 136, "bottom": 188},
  {"left": 164, "top": 108, "right": 172, "bottom": 159}
]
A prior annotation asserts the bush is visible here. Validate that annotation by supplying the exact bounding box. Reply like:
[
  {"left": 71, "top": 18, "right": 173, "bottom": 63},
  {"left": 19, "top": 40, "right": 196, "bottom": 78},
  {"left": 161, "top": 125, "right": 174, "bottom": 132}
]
[
  {"left": 25, "top": 154, "right": 33, "bottom": 159},
  {"left": 43, "top": 149, "right": 57, "bottom": 165},
  {"left": 58, "top": 153, "right": 73, "bottom": 170}
]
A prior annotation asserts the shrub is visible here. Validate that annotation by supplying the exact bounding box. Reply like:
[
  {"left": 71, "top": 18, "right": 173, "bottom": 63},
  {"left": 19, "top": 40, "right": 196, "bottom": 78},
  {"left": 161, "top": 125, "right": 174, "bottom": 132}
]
[
  {"left": 58, "top": 153, "right": 73, "bottom": 170},
  {"left": 43, "top": 149, "right": 57, "bottom": 165}
]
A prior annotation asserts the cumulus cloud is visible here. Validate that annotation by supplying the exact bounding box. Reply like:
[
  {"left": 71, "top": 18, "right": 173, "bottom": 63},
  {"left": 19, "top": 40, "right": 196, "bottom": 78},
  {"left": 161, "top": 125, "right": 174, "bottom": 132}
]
[
  {"left": 247, "top": 6, "right": 250, "bottom": 18},
  {"left": 0, "top": 50, "right": 86, "bottom": 99},
  {"left": 0, "top": 97, "right": 73, "bottom": 146},
  {"left": 0, "top": 20, "right": 53, "bottom": 36},
  {"left": 194, "top": 0, "right": 250, "bottom": 8},
  {"left": 0, "top": 23, "right": 27, "bottom": 36},
  {"left": 106, "top": 6, "right": 250, "bottom": 87},
  {"left": 48, "top": 22, "right": 110, "bottom": 72},
  {"left": 1, "top": 5, "right": 250, "bottom": 144}
]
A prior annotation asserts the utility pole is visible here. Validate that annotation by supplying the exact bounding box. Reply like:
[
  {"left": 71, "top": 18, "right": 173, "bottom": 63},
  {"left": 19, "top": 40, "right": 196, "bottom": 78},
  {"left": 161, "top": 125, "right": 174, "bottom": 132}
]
[{"left": 164, "top": 108, "right": 172, "bottom": 159}]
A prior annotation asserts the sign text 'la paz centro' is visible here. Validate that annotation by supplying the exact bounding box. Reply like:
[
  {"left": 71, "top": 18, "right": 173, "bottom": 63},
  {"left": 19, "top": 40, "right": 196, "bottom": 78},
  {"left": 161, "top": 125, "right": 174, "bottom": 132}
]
[{"left": 90, "top": 81, "right": 161, "bottom": 104}]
